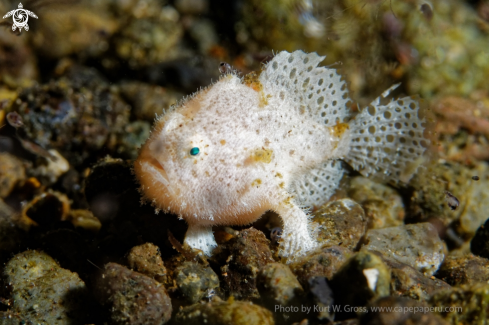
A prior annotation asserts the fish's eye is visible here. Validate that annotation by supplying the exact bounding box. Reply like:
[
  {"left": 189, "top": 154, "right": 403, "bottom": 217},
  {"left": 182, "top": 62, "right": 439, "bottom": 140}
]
[{"left": 190, "top": 147, "right": 200, "bottom": 156}]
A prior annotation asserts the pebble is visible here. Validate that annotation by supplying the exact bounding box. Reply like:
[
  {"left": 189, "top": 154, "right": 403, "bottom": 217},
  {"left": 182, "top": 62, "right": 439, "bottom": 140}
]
[
  {"left": 347, "top": 177, "right": 405, "bottom": 229},
  {"left": 68, "top": 209, "right": 102, "bottom": 233},
  {"left": 94, "top": 262, "right": 172, "bottom": 325},
  {"left": 119, "top": 81, "right": 183, "bottom": 121},
  {"left": 174, "top": 298, "right": 274, "bottom": 325},
  {"left": 33, "top": 149, "right": 70, "bottom": 184},
  {"left": 175, "top": 261, "right": 220, "bottom": 303},
  {"left": 4, "top": 250, "right": 88, "bottom": 324},
  {"left": 430, "top": 284, "right": 489, "bottom": 325},
  {"left": 436, "top": 254, "right": 489, "bottom": 286},
  {"left": 0, "top": 198, "right": 24, "bottom": 254},
  {"left": 330, "top": 251, "right": 391, "bottom": 319},
  {"left": 21, "top": 190, "right": 71, "bottom": 226},
  {"left": 213, "top": 227, "right": 274, "bottom": 299},
  {"left": 290, "top": 245, "right": 352, "bottom": 287},
  {"left": 258, "top": 262, "right": 303, "bottom": 305},
  {"left": 470, "top": 217, "right": 489, "bottom": 258},
  {"left": 360, "top": 296, "right": 449, "bottom": 325},
  {"left": 175, "top": 0, "right": 208, "bottom": 15},
  {"left": 0, "top": 153, "right": 25, "bottom": 198},
  {"left": 308, "top": 276, "right": 335, "bottom": 321},
  {"left": 127, "top": 242, "right": 167, "bottom": 282},
  {"left": 408, "top": 162, "right": 489, "bottom": 238},
  {"left": 363, "top": 223, "right": 445, "bottom": 276},
  {"left": 312, "top": 198, "right": 367, "bottom": 250},
  {"left": 381, "top": 255, "right": 451, "bottom": 301}
]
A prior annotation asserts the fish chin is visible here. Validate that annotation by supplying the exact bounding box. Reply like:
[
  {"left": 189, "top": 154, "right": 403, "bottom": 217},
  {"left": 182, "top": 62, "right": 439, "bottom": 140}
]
[
  {"left": 142, "top": 159, "right": 174, "bottom": 195},
  {"left": 134, "top": 138, "right": 178, "bottom": 212}
]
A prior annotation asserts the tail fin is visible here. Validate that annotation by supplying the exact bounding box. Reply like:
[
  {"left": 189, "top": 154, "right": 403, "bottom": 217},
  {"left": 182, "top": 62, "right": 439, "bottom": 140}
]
[{"left": 344, "top": 84, "right": 429, "bottom": 183}]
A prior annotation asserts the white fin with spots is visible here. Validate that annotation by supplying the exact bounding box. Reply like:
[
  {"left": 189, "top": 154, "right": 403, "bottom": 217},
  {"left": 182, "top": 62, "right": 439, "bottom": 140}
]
[
  {"left": 345, "top": 84, "right": 429, "bottom": 183},
  {"left": 260, "top": 50, "right": 352, "bottom": 126},
  {"left": 290, "top": 160, "right": 344, "bottom": 208}
]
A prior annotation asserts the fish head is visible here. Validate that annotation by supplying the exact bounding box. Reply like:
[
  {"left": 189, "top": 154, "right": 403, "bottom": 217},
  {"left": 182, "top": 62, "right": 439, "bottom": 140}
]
[{"left": 134, "top": 76, "right": 267, "bottom": 224}]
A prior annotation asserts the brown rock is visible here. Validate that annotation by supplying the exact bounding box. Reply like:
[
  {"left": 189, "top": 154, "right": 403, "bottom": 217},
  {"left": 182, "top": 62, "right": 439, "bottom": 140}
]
[
  {"left": 381, "top": 256, "right": 451, "bottom": 301},
  {"left": 127, "top": 242, "right": 167, "bottom": 282},
  {"left": 0, "top": 153, "right": 25, "bottom": 198},
  {"left": 313, "top": 198, "right": 367, "bottom": 251},
  {"left": 436, "top": 254, "right": 489, "bottom": 286},
  {"left": 175, "top": 261, "right": 219, "bottom": 303},
  {"left": 4, "top": 250, "right": 88, "bottom": 324},
  {"left": 363, "top": 223, "right": 445, "bottom": 276},
  {"left": 213, "top": 227, "right": 274, "bottom": 299},
  {"left": 360, "top": 296, "right": 449, "bottom": 325},
  {"left": 258, "top": 262, "right": 303, "bottom": 305},
  {"left": 347, "top": 177, "right": 405, "bottom": 229},
  {"left": 330, "top": 250, "right": 391, "bottom": 319},
  {"left": 290, "top": 246, "right": 352, "bottom": 288},
  {"left": 94, "top": 262, "right": 172, "bottom": 325},
  {"left": 174, "top": 298, "right": 274, "bottom": 325}
]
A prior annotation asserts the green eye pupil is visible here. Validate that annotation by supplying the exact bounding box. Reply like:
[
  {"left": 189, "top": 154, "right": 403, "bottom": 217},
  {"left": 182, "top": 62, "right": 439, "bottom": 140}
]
[{"left": 190, "top": 147, "right": 200, "bottom": 156}]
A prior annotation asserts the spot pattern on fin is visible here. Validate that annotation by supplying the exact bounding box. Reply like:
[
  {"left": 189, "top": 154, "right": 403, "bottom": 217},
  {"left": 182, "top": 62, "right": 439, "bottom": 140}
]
[
  {"left": 345, "top": 95, "right": 428, "bottom": 183},
  {"left": 260, "top": 50, "right": 352, "bottom": 127},
  {"left": 290, "top": 159, "right": 344, "bottom": 208}
]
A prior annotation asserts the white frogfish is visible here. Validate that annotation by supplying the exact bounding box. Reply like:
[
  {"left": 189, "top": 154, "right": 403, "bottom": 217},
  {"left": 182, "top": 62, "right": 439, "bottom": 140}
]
[{"left": 134, "top": 50, "right": 429, "bottom": 260}]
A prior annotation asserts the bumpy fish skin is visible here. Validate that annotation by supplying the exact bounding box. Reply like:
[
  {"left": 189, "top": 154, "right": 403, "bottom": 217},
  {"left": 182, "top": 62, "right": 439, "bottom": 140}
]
[{"left": 134, "top": 50, "right": 428, "bottom": 260}]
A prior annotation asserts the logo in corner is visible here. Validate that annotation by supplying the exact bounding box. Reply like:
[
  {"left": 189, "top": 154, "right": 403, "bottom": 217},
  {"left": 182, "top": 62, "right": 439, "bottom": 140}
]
[{"left": 3, "top": 3, "right": 38, "bottom": 32}]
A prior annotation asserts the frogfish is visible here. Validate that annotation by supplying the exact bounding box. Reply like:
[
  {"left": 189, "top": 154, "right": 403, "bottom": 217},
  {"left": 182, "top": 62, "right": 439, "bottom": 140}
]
[{"left": 134, "top": 50, "right": 429, "bottom": 260}]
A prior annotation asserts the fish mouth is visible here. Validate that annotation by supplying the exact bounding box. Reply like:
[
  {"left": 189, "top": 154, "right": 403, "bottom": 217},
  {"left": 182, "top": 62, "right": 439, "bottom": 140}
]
[{"left": 142, "top": 158, "right": 175, "bottom": 196}]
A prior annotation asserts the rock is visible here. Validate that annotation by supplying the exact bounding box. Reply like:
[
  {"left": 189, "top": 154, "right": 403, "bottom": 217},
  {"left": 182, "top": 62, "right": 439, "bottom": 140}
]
[
  {"left": 408, "top": 162, "right": 489, "bottom": 239},
  {"left": 113, "top": 13, "right": 183, "bottom": 69},
  {"left": 32, "top": 3, "right": 118, "bottom": 58},
  {"left": 94, "top": 262, "right": 172, "bottom": 325},
  {"left": 312, "top": 198, "right": 367, "bottom": 250},
  {"left": 330, "top": 251, "right": 391, "bottom": 319},
  {"left": 175, "top": 261, "right": 219, "bottom": 303},
  {"left": 0, "top": 152, "right": 25, "bottom": 198},
  {"left": 436, "top": 254, "right": 489, "bottom": 286},
  {"left": 333, "top": 320, "right": 360, "bottom": 325},
  {"left": 360, "top": 296, "right": 449, "bottom": 325},
  {"left": 84, "top": 157, "right": 136, "bottom": 223},
  {"left": 308, "top": 276, "right": 335, "bottom": 321},
  {"left": 430, "top": 284, "right": 489, "bottom": 325},
  {"left": 363, "top": 223, "right": 445, "bottom": 276},
  {"left": 127, "top": 242, "right": 167, "bottom": 282},
  {"left": 347, "top": 177, "right": 405, "bottom": 229},
  {"left": 4, "top": 250, "right": 88, "bottom": 324},
  {"left": 21, "top": 190, "right": 71, "bottom": 227},
  {"left": 119, "top": 81, "right": 183, "bottom": 121},
  {"left": 8, "top": 77, "right": 130, "bottom": 168},
  {"left": 381, "top": 256, "right": 451, "bottom": 301},
  {"left": 188, "top": 19, "right": 219, "bottom": 53},
  {"left": 32, "top": 149, "right": 70, "bottom": 184},
  {"left": 0, "top": 311, "right": 24, "bottom": 325},
  {"left": 213, "top": 227, "right": 275, "bottom": 299},
  {"left": 0, "top": 199, "right": 24, "bottom": 254},
  {"left": 175, "top": 0, "right": 209, "bottom": 15},
  {"left": 0, "top": 14, "right": 38, "bottom": 84},
  {"left": 432, "top": 96, "right": 489, "bottom": 163},
  {"left": 68, "top": 209, "right": 102, "bottom": 233},
  {"left": 471, "top": 217, "right": 489, "bottom": 258},
  {"left": 258, "top": 262, "right": 303, "bottom": 305},
  {"left": 117, "top": 121, "right": 151, "bottom": 159},
  {"left": 290, "top": 245, "right": 352, "bottom": 288},
  {"left": 174, "top": 298, "right": 274, "bottom": 325}
]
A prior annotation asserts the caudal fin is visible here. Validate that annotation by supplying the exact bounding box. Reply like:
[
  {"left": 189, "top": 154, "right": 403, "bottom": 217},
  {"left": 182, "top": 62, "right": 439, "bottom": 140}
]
[{"left": 344, "top": 84, "right": 430, "bottom": 183}]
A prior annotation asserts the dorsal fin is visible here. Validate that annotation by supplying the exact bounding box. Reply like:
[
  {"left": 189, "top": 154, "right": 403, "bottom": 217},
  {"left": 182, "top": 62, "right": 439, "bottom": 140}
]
[{"left": 259, "top": 50, "right": 352, "bottom": 126}]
